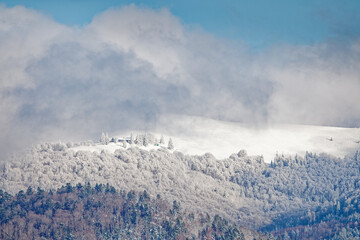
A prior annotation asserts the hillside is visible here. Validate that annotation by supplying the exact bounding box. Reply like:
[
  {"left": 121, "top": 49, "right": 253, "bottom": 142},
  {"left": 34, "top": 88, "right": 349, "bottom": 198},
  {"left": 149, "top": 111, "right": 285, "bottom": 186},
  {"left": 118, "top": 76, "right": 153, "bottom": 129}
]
[{"left": 1, "top": 141, "right": 360, "bottom": 238}]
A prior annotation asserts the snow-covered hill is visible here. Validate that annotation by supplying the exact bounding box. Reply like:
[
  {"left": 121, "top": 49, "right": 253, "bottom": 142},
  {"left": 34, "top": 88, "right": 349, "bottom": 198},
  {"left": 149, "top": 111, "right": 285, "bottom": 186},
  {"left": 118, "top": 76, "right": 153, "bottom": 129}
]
[
  {"left": 153, "top": 115, "right": 360, "bottom": 162},
  {"left": 73, "top": 115, "right": 360, "bottom": 162},
  {"left": 2, "top": 142, "right": 360, "bottom": 230},
  {"left": 2, "top": 115, "right": 358, "bottom": 230}
]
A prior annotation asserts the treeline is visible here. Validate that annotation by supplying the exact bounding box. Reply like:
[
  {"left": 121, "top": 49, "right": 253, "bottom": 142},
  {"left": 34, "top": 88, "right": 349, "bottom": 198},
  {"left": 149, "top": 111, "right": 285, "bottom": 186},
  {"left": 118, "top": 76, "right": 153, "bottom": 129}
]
[
  {"left": 99, "top": 132, "right": 174, "bottom": 149},
  {"left": 0, "top": 183, "right": 268, "bottom": 240}
]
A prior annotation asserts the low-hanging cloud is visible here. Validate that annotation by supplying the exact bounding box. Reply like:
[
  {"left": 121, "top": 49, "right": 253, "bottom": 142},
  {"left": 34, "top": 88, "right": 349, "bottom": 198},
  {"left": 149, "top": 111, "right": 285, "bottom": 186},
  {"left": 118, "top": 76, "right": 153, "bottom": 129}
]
[{"left": 0, "top": 4, "right": 359, "bottom": 158}]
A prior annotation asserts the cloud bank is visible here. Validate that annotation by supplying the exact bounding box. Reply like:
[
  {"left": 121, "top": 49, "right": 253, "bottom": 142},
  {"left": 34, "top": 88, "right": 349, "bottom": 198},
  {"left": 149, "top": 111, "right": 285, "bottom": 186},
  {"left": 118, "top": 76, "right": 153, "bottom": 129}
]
[{"left": 1, "top": 5, "right": 359, "bottom": 157}]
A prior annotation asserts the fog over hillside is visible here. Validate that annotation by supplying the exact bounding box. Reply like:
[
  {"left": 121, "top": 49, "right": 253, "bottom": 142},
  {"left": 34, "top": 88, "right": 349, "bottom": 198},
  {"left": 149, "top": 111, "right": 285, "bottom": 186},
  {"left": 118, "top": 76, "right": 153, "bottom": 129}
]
[
  {"left": 67, "top": 115, "right": 360, "bottom": 162},
  {"left": 153, "top": 115, "right": 360, "bottom": 161},
  {"left": 0, "top": 5, "right": 360, "bottom": 157}
]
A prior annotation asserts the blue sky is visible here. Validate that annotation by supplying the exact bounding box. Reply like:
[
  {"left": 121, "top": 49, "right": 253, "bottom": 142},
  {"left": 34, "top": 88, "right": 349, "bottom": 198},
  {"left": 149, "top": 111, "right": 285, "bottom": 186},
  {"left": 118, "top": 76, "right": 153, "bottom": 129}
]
[{"left": 2, "top": 0, "right": 360, "bottom": 49}]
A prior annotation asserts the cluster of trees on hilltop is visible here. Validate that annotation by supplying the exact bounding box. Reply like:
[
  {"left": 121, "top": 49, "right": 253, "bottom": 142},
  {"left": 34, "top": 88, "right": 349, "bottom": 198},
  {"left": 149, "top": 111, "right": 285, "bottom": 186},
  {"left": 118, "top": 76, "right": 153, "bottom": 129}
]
[
  {"left": 132, "top": 133, "right": 174, "bottom": 150},
  {"left": 0, "top": 184, "right": 268, "bottom": 240},
  {"left": 99, "top": 132, "right": 174, "bottom": 149}
]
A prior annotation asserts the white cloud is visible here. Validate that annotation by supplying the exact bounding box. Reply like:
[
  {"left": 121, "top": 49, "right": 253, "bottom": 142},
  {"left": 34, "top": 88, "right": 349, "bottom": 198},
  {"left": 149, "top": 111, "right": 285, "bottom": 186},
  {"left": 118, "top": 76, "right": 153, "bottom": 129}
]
[
  {"left": 89, "top": 5, "right": 186, "bottom": 79},
  {"left": 0, "top": 5, "right": 359, "bottom": 158},
  {"left": 0, "top": 5, "right": 66, "bottom": 89},
  {"left": 264, "top": 43, "right": 360, "bottom": 126}
]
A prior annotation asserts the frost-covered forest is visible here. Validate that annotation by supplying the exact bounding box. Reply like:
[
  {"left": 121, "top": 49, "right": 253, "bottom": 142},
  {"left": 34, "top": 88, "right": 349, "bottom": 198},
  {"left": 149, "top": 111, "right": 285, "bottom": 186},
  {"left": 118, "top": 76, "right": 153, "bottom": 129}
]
[
  {"left": 1, "top": 139, "right": 360, "bottom": 238},
  {"left": 0, "top": 184, "right": 269, "bottom": 239}
]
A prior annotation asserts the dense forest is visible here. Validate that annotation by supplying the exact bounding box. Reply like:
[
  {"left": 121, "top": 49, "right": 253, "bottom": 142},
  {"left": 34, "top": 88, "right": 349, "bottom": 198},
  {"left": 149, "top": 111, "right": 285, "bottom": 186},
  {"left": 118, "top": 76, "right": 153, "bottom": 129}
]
[
  {"left": 0, "top": 184, "right": 268, "bottom": 240},
  {"left": 264, "top": 189, "right": 360, "bottom": 239},
  {"left": 1, "top": 142, "right": 360, "bottom": 239}
]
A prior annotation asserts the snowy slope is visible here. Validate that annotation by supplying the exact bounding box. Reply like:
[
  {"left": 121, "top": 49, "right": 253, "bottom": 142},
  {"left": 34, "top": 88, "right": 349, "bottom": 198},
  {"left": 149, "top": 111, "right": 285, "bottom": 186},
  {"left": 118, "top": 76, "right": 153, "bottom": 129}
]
[
  {"left": 153, "top": 115, "right": 360, "bottom": 162},
  {"left": 70, "top": 115, "right": 360, "bottom": 162}
]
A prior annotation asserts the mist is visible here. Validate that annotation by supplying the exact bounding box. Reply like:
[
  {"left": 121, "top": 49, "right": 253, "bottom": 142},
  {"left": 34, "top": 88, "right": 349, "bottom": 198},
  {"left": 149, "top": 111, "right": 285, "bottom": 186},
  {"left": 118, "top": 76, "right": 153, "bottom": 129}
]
[{"left": 1, "top": 5, "right": 359, "bottom": 158}]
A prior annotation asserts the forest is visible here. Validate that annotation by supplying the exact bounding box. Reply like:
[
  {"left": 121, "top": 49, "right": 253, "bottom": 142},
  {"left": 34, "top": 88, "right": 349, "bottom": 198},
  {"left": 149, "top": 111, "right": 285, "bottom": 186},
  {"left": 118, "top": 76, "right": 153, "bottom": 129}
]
[
  {"left": 1, "top": 142, "right": 360, "bottom": 239},
  {"left": 0, "top": 183, "right": 268, "bottom": 239}
]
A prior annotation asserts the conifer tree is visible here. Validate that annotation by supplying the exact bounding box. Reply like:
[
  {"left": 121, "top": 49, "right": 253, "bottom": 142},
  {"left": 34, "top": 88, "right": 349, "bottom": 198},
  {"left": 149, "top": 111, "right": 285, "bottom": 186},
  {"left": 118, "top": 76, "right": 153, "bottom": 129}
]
[
  {"left": 100, "top": 132, "right": 106, "bottom": 144},
  {"left": 130, "top": 133, "right": 134, "bottom": 145},
  {"left": 105, "top": 133, "right": 110, "bottom": 145},
  {"left": 143, "top": 135, "right": 149, "bottom": 147},
  {"left": 168, "top": 138, "right": 174, "bottom": 150},
  {"left": 160, "top": 135, "right": 165, "bottom": 144}
]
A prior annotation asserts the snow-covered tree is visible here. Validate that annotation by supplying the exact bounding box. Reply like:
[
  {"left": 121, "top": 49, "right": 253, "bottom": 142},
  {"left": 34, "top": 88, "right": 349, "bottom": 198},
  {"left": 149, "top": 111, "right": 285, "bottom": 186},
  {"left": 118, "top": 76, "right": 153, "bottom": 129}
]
[
  {"left": 355, "top": 150, "right": 360, "bottom": 161},
  {"left": 168, "top": 138, "right": 174, "bottom": 150},
  {"left": 135, "top": 134, "right": 142, "bottom": 145},
  {"left": 143, "top": 134, "right": 149, "bottom": 147},
  {"left": 66, "top": 142, "right": 73, "bottom": 148},
  {"left": 130, "top": 133, "right": 134, "bottom": 145},
  {"left": 160, "top": 135, "right": 165, "bottom": 144},
  {"left": 105, "top": 133, "right": 110, "bottom": 145},
  {"left": 100, "top": 132, "right": 106, "bottom": 144}
]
